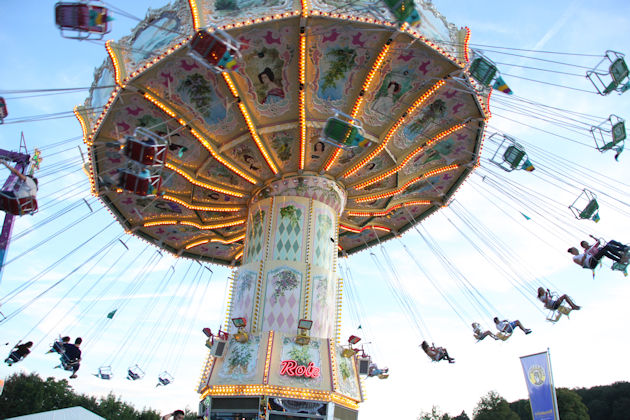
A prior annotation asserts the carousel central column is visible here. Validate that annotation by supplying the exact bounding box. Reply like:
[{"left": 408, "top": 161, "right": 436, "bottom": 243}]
[{"left": 229, "top": 175, "right": 347, "bottom": 339}]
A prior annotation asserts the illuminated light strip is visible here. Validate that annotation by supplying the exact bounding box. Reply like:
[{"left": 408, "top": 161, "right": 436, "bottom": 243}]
[
  {"left": 339, "top": 224, "right": 391, "bottom": 233},
  {"left": 221, "top": 72, "right": 279, "bottom": 174},
  {"left": 463, "top": 27, "right": 471, "bottom": 63},
  {"left": 200, "top": 385, "right": 360, "bottom": 409},
  {"left": 143, "top": 92, "right": 258, "bottom": 184},
  {"left": 402, "top": 25, "right": 464, "bottom": 68},
  {"left": 185, "top": 239, "right": 209, "bottom": 249},
  {"left": 354, "top": 164, "right": 460, "bottom": 203},
  {"left": 86, "top": 145, "right": 97, "bottom": 195},
  {"left": 187, "top": 0, "right": 201, "bottom": 31},
  {"left": 161, "top": 194, "right": 243, "bottom": 212},
  {"left": 234, "top": 249, "right": 243, "bottom": 260},
  {"left": 105, "top": 40, "right": 125, "bottom": 87},
  {"left": 210, "top": 233, "right": 246, "bottom": 244},
  {"left": 337, "top": 244, "right": 342, "bottom": 252},
  {"left": 87, "top": 85, "right": 120, "bottom": 145},
  {"left": 329, "top": 340, "right": 339, "bottom": 392},
  {"left": 189, "top": 128, "right": 258, "bottom": 184},
  {"left": 217, "top": 10, "right": 300, "bottom": 31},
  {"left": 352, "top": 119, "right": 467, "bottom": 189},
  {"left": 73, "top": 106, "right": 89, "bottom": 144},
  {"left": 126, "top": 37, "right": 192, "bottom": 82},
  {"left": 237, "top": 102, "right": 279, "bottom": 174},
  {"left": 299, "top": 33, "right": 307, "bottom": 170},
  {"left": 346, "top": 200, "right": 432, "bottom": 217},
  {"left": 342, "top": 80, "right": 446, "bottom": 178},
  {"left": 263, "top": 331, "right": 274, "bottom": 385},
  {"left": 144, "top": 218, "right": 246, "bottom": 230},
  {"left": 310, "top": 9, "right": 395, "bottom": 28},
  {"left": 164, "top": 162, "right": 245, "bottom": 198},
  {"left": 301, "top": 0, "right": 309, "bottom": 17}
]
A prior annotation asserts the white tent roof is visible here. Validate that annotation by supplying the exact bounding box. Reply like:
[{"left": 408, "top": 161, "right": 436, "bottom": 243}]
[{"left": 5, "top": 406, "right": 105, "bottom": 420}]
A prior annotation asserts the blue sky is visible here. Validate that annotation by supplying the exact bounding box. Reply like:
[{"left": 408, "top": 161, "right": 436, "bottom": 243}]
[{"left": 1, "top": 1, "right": 629, "bottom": 419}]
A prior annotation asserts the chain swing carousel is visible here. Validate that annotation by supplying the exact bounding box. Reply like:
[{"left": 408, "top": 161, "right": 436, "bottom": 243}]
[{"left": 75, "top": 0, "right": 490, "bottom": 418}]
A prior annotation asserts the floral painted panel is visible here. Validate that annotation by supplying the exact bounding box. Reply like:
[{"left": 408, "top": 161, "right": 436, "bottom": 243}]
[
  {"left": 230, "top": 270, "right": 258, "bottom": 325},
  {"left": 336, "top": 347, "right": 360, "bottom": 400},
  {"left": 312, "top": 210, "right": 334, "bottom": 268},
  {"left": 273, "top": 203, "right": 305, "bottom": 262},
  {"left": 217, "top": 336, "right": 261, "bottom": 382},
  {"left": 262, "top": 266, "right": 302, "bottom": 333},
  {"left": 245, "top": 207, "right": 267, "bottom": 264},
  {"left": 310, "top": 274, "right": 335, "bottom": 338},
  {"left": 278, "top": 337, "right": 324, "bottom": 388}
]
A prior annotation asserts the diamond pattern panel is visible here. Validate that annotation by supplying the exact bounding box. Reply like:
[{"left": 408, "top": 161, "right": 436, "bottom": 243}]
[
  {"left": 262, "top": 267, "right": 302, "bottom": 334},
  {"left": 313, "top": 212, "right": 334, "bottom": 267},
  {"left": 273, "top": 204, "right": 304, "bottom": 261}
]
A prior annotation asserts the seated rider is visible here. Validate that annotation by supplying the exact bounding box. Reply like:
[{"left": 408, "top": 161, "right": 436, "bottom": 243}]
[
  {"left": 0, "top": 160, "right": 38, "bottom": 201},
  {"left": 537, "top": 287, "right": 581, "bottom": 311},
  {"left": 61, "top": 337, "right": 82, "bottom": 379},
  {"left": 569, "top": 235, "right": 629, "bottom": 269},
  {"left": 420, "top": 340, "right": 455, "bottom": 363},
  {"left": 5, "top": 341, "right": 33, "bottom": 366},
  {"left": 472, "top": 322, "right": 497, "bottom": 341},
  {"left": 368, "top": 363, "right": 389, "bottom": 377},
  {"left": 493, "top": 317, "right": 531, "bottom": 335},
  {"left": 48, "top": 336, "right": 70, "bottom": 354}
]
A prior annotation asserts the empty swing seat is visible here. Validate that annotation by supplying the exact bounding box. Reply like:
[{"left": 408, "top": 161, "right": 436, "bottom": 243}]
[
  {"left": 0, "top": 193, "right": 38, "bottom": 216},
  {"left": 469, "top": 57, "right": 498, "bottom": 86},
  {"left": 124, "top": 137, "right": 167, "bottom": 166},
  {"left": 603, "top": 58, "right": 629, "bottom": 95},
  {"left": 503, "top": 145, "right": 526, "bottom": 169},
  {"left": 127, "top": 365, "right": 145, "bottom": 380},
  {"left": 96, "top": 366, "right": 112, "bottom": 380},
  {"left": 579, "top": 199, "right": 599, "bottom": 220},
  {"left": 157, "top": 371, "right": 174, "bottom": 386},
  {"left": 384, "top": 0, "right": 420, "bottom": 24},
  {"left": 322, "top": 118, "right": 368, "bottom": 149},
  {"left": 55, "top": 2, "right": 110, "bottom": 36},
  {"left": 119, "top": 171, "right": 162, "bottom": 196},
  {"left": 189, "top": 30, "right": 239, "bottom": 72}
]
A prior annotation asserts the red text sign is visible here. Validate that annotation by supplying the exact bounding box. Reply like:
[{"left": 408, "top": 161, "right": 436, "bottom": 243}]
[{"left": 279, "top": 360, "right": 320, "bottom": 378}]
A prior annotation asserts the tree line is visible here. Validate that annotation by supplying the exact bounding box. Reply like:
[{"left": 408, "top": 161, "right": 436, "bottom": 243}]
[
  {"left": 0, "top": 373, "right": 197, "bottom": 420},
  {"left": 419, "top": 381, "right": 630, "bottom": 420}
]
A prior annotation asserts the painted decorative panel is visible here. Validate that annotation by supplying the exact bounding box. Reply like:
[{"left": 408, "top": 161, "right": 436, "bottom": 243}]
[
  {"left": 262, "top": 266, "right": 302, "bottom": 333},
  {"left": 216, "top": 335, "right": 262, "bottom": 382},
  {"left": 273, "top": 202, "right": 305, "bottom": 262},
  {"left": 310, "top": 273, "right": 335, "bottom": 338},
  {"left": 245, "top": 205, "right": 268, "bottom": 264},
  {"left": 277, "top": 336, "right": 324, "bottom": 388},
  {"left": 336, "top": 347, "right": 361, "bottom": 400},
  {"left": 230, "top": 269, "right": 258, "bottom": 325},
  {"left": 312, "top": 209, "right": 334, "bottom": 268}
]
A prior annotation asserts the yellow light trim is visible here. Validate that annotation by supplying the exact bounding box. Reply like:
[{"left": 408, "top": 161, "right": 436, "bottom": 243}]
[
  {"left": 145, "top": 219, "right": 245, "bottom": 230},
  {"left": 263, "top": 331, "right": 274, "bottom": 384},
  {"left": 237, "top": 102, "right": 279, "bottom": 174},
  {"left": 323, "top": 148, "right": 343, "bottom": 172},
  {"left": 105, "top": 40, "right": 124, "bottom": 87},
  {"left": 354, "top": 164, "right": 460, "bottom": 203},
  {"left": 185, "top": 239, "right": 209, "bottom": 249},
  {"left": 299, "top": 31, "right": 308, "bottom": 170},
  {"left": 200, "top": 385, "right": 360, "bottom": 409},
  {"left": 351, "top": 42, "right": 391, "bottom": 119},
  {"left": 343, "top": 80, "right": 446, "bottom": 178},
  {"left": 143, "top": 92, "right": 177, "bottom": 118},
  {"left": 222, "top": 72, "right": 240, "bottom": 98},
  {"left": 74, "top": 106, "right": 89, "bottom": 144},
  {"left": 339, "top": 224, "right": 391, "bottom": 233},
  {"left": 188, "top": 0, "right": 201, "bottom": 31},
  {"left": 234, "top": 249, "right": 243, "bottom": 260},
  {"left": 161, "top": 194, "right": 243, "bottom": 212},
  {"left": 353, "top": 119, "right": 466, "bottom": 189},
  {"left": 301, "top": 0, "right": 309, "bottom": 17},
  {"left": 210, "top": 233, "right": 245, "bottom": 244},
  {"left": 164, "top": 162, "right": 245, "bottom": 198},
  {"left": 347, "top": 200, "right": 432, "bottom": 217},
  {"left": 189, "top": 128, "right": 258, "bottom": 184}
]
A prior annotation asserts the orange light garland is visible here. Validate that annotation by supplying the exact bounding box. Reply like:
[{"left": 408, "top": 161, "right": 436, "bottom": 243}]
[
  {"left": 342, "top": 80, "right": 446, "bottom": 178},
  {"left": 105, "top": 40, "right": 124, "bottom": 87},
  {"left": 352, "top": 120, "right": 467, "bottom": 189},
  {"left": 354, "top": 164, "right": 460, "bottom": 203},
  {"left": 164, "top": 162, "right": 245, "bottom": 198},
  {"left": 339, "top": 224, "right": 391, "bottom": 233},
  {"left": 145, "top": 218, "right": 245, "bottom": 230},
  {"left": 346, "top": 200, "right": 432, "bottom": 217},
  {"left": 161, "top": 194, "right": 243, "bottom": 212},
  {"left": 187, "top": 0, "right": 201, "bottom": 31}
]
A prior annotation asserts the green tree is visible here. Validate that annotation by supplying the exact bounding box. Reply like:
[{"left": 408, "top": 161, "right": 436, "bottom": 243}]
[
  {"left": 556, "top": 388, "right": 589, "bottom": 420},
  {"left": 473, "top": 391, "right": 519, "bottom": 420},
  {"left": 452, "top": 411, "right": 470, "bottom": 420},
  {"left": 418, "top": 405, "right": 451, "bottom": 420}
]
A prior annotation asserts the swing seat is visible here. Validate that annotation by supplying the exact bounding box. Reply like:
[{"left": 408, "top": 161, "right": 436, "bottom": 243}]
[
  {"left": 341, "top": 348, "right": 356, "bottom": 358},
  {"left": 127, "top": 365, "right": 145, "bottom": 380},
  {"left": 579, "top": 199, "right": 599, "bottom": 220},
  {"left": 189, "top": 29, "right": 240, "bottom": 73},
  {"left": 469, "top": 57, "right": 498, "bottom": 86},
  {"left": 603, "top": 58, "right": 629, "bottom": 94},
  {"left": 378, "top": 373, "right": 390, "bottom": 379},
  {"left": 119, "top": 171, "right": 162, "bottom": 196},
  {"left": 5, "top": 351, "right": 24, "bottom": 366},
  {"left": 384, "top": 0, "right": 418, "bottom": 24},
  {"left": 0, "top": 97, "right": 7, "bottom": 123},
  {"left": 124, "top": 129, "right": 168, "bottom": 166},
  {"left": 611, "top": 261, "right": 628, "bottom": 275},
  {"left": 612, "top": 121, "right": 627, "bottom": 143},
  {"left": 55, "top": 2, "right": 110, "bottom": 39},
  {"left": 496, "top": 331, "right": 512, "bottom": 341},
  {"left": 503, "top": 145, "right": 526, "bottom": 169},
  {"left": 546, "top": 306, "right": 571, "bottom": 323},
  {"left": 321, "top": 118, "right": 369, "bottom": 149},
  {"left": 96, "top": 366, "right": 112, "bottom": 380},
  {"left": 59, "top": 354, "right": 80, "bottom": 371},
  {"left": 587, "top": 51, "right": 629, "bottom": 96},
  {"left": 0, "top": 193, "right": 38, "bottom": 216},
  {"left": 157, "top": 371, "right": 173, "bottom": 386}
]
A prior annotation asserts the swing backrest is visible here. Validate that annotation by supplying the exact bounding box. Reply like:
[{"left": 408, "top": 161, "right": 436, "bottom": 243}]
[
  {"left": 610, "top": 58, "right": 629, "bottom": 84},
  {"left": 503, "top": 145, "right": 526, "bottom": 169},
  {"left": 469, "top": 57, "right": 497, "bottom": 86},
  {"left": 612, "top": 121, "right": 627, "bottom": 143},
  {"left": 579, "top": 199, "right": 599, "bottom": 219}
]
